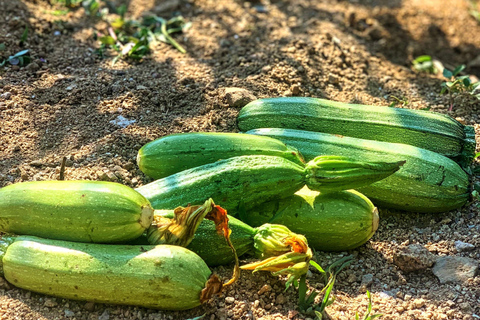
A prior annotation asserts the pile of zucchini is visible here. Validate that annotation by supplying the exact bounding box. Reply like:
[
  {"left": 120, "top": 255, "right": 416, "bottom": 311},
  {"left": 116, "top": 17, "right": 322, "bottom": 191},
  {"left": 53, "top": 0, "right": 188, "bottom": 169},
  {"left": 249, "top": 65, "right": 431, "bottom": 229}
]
[{"left": 0, "top": 96, "right": 475, "bottom": 312}]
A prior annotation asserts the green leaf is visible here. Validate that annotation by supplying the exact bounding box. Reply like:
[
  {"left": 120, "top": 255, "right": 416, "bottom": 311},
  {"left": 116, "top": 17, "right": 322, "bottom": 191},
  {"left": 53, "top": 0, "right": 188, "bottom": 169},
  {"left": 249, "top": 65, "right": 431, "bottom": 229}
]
[
  {"left": 413, "top": 55, "right": 432, "bottom": 63},
  {"left": 13, "top": 49, "right": 29, "bottom": 57},
  {"left": 0, "top": 43, "right": 5, "bottom": 51},
  {"left": 20, "top": 26, "right": 28, "bottom": 44},
  {"left": 314, "top": 311, "right": 323, "bottom": 320},
  {"left": 99, "top": 36, "right": 116, "bottom": 45},
  {"left": 443, "top": 68, "right": 453, "bottom": 78},
  {"left": 452, "top": 64, "right": 466, "bottom": 76},
  {"left": 463, "top": 77, "right": 471, "bottom": 87},
  {"left": 309, "top": 260, "right": 326, "bottom": 274}
]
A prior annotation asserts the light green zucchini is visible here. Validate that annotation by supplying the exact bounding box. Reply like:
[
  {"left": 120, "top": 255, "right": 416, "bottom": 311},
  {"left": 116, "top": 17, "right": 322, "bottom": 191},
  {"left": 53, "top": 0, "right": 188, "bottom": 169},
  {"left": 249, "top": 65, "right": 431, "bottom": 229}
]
[
  {"left": 237, "top": 97, "right": 476, "bottom": 166},
  {"left": 241, "top": 187, "right": 379, "bottom": 251},
  {"left": 248, "top": 128, "right": 470, "bottom": 213},
  {"left": 0, "top": 235, "right": 220, "bottom": 310},
  {"left": 0, "top": 181, "right": 154, "bottom": 243},
  {"left": 135, "top": 155, "right": 403, "bottom": 214},
  {"left": 137, "top": 132, "right": 304, "bottom": 179}
]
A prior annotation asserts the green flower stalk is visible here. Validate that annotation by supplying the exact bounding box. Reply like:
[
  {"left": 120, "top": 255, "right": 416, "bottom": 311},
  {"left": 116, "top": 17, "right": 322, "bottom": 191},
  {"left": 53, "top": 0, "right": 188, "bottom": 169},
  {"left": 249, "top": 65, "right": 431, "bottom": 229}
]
[{"left": 305, "top": 155, "right": 405, "bottom": 192}]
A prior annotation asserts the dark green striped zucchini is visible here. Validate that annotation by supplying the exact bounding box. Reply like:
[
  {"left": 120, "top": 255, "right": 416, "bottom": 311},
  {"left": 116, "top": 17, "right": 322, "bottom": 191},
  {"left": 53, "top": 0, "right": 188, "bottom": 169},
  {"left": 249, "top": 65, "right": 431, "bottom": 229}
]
[
  {"left": 237, "top": 97, "right": 476, "bottom": 166},
  {"left": 153, "top": 210, "right": 255, "bottom": 266},
  {"left": 135, "top": 155, "right": 403, "bottom": 214},
  {"left": 0, "top": 181, "right": 154, "bottom": 243},
  {"left": 0, "top": 235, "right": 220, "bottom": 310},
  {"left": 241, "top": 187, "right": 379, "bottom": 251},
  {"left": 137, "top": 132, "right": 304, "bottom": 179},
  {"left": 248, "top": 128, "right": 470, "bottom": 213}
]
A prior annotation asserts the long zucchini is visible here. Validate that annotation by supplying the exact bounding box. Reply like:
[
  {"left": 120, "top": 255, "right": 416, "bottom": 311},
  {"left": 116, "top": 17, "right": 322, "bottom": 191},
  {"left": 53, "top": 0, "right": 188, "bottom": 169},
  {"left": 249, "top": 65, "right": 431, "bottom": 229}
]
[
  {"left": 135, "top": 155, "right": 403, "bottom": 214},
  {"left": 0, "top": 181, "right": 154, "bottom": 243},
  {"left": 248, "top": 128, "right": 470, "bottom": 213},
  {"left": 0, "top": 235, "right": 222, "bottom": 310},
  {"left": 241, "top": 187, "right": 379, "bottom": 251},
  {"left": 137, "top": 132, "right": 304, "bottom": 179},
  {"left": 237, "top": 97, "right": 476, "bottom": 166}
]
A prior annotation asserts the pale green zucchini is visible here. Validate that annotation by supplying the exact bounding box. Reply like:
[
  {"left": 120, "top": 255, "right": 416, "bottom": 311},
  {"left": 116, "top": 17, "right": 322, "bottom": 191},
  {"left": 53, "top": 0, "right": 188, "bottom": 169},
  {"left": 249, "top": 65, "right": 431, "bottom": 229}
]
[
  {"left": 248, "top": 128, "right": 470, "bottom": 213},
  {"left": 0, "top": 181, "right": 154, "bottom": 243},
  {"left": 0, "top": 235, "right": 219, "bottom": 310},
  {"left": 137, "top": 132, "right": 304, "bottom": 179},
  {"left": 241, "top": 187, "right": 379, "bottom": 251},
  {"left": 237, "top": 97, "right": 476, "bottom": 166},
  {"left": 135, "top": 155, "right": 403, "bottom": 214}
]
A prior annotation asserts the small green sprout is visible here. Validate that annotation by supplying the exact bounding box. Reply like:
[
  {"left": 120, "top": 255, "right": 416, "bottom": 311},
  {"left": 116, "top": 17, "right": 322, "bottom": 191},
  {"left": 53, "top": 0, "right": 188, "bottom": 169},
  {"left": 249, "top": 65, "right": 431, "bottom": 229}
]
[
  {"left": 441, "top": 65, "right": 480, "bottom": 110},
  {"left": 412, "top": 55, "right": 437, "bottom": 74},
  {"left": 355, "top": 291, "right": 383, "bottom": 320},
  {"left": 295, "top": 255, "right": 354, "bottom": 319},
  {"left": 0, "top": 49, "right": 31, "bottom": 67},
  {"left": 388, "top": 95, "right": 409, "bottom": 108}
]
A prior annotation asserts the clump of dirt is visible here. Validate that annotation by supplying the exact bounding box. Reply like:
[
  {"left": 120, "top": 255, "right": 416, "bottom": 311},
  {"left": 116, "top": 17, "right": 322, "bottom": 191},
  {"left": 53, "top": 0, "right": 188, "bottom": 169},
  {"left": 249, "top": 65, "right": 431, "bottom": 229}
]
[{"left": 1, "top": 0, "right": 480, "bottom": 319}]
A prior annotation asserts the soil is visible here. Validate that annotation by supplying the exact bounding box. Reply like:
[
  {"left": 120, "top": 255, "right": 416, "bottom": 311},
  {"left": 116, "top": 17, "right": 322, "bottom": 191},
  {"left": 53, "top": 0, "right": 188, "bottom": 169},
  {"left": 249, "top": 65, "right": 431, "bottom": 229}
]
[{"left": 1, "top": 0, "right": 480, "bottom": 319}]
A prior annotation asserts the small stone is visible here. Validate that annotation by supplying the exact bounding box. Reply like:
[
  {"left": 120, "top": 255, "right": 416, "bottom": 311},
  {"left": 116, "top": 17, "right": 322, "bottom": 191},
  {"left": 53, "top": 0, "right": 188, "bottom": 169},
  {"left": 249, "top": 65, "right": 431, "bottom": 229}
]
[
  {"left": 136, "top": 85, "right": 147, "bottom": 90},
  {"left": 25, "top": 62, "right": 40, "bottom": 72},
  {"left": 225, "top": 297, "right": 235, "bottom": 304},
  {"left": 44, "top": 298, "right": 58, "bottom": 307},
  {"left": 413, "top": 298, "right": 425, "bottom": 308},
  {"left": 283, "top": 89, "right": 293, "bottom": 97},
  {"left": 106, "top": 171, "right": 118, "bottom": 181},
  {"left": 261, "top": 65, "right": 272, "bottom": 73},
  {"left": 123, "top": 162, "right": 134, "bottom": 170},
  {"left": 99, "top": 309, "right": 110, "bottom": 320},
  {"left": 432, "top": 256, "right": 479, "bottom": 284},
  {"left": 64, "top": 159, "right": 74, "bottom": 167},
  {"left": 29, "top": 160, "right": 43, "bottom": 167},
  {"left": 328, "top": 73, "right": 339, "bottom": 84},
  {"left": 290, "top": 84, "right": 302, "bottom": 96},
  {"left": 64, "top": 309, "right": 75, "bottom": 317},
  {"left": 1, "top": 92, "right": 12, "bottom": 99},
  {"left": 84, "top": 301, "right": 95, "bottom": 311},
  {"left": 347, "top": 273, "right": 357, "bottom": 283},
  {"left": 21, "top": 171, "right": 29, "bottom": 180},
  {"left": 393, "top": 244, "right": 436, "bottom": 272},
  {"left": 454, "top": 240, "right": 475, "bottom": 252},
  {"left": 153, "top": 0, "right": 180, "bottom": 13},
  {"left": 224, "top": 87, "right": 256, "bottom": 108},
  {"left": 275, "top": 293, "right": 286, "bottom": 304},
  {"left": 257, "top": 284, "right": 271, "bottom": 295},
  {"left": 97, "top": 171, "right": 109, "bottom": 181},
  {"left": 359, "top": 274, "right": 374, "bottom": 293}
]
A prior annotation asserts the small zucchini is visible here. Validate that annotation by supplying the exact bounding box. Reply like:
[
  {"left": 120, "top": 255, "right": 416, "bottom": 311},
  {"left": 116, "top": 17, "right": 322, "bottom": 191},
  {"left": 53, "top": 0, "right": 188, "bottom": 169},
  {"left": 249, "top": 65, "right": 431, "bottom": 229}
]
[
  {"left": 137, "top": 132, "right": 305, "bottom": 179},
  {"left": 241, "top": 187, "right": 379, "bottom": 251},
  {"left": 237, "top": 97, "right": 476, "bottom": 166},
  {"left": 0, "top": 181, "right": 154, "bottom": 243},
  {"left": 248, "top": 128, "right": 470, "bottom": 213},
  {"left": 0, "top": 235, "right": 222, "bottom": 310}
]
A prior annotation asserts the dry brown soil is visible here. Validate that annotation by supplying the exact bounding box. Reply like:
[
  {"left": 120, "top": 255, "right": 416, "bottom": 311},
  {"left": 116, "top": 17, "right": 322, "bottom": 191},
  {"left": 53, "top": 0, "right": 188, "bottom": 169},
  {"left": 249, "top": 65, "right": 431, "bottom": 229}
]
[{"left": 1, "top": 0, "right": 480, "bottom": 319}]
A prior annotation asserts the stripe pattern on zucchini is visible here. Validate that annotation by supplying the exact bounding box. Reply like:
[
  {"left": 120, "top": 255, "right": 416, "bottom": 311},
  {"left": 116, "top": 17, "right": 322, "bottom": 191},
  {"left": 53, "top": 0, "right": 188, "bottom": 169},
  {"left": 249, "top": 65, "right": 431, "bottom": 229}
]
[
  {"left": 137, "top": 132, "right": 305, "bottom": 179},
  {"left": 0, "top": 235, "right": 217, "bottom": 310},
  {"left": 247, "top": 128, "right": 470, "bottom": 213},
  {"left": 237, "top": 97, "right": 476, "bottom": 165},
  {"left": 0, "top": 181, "right": 154, "bottom": 243}
]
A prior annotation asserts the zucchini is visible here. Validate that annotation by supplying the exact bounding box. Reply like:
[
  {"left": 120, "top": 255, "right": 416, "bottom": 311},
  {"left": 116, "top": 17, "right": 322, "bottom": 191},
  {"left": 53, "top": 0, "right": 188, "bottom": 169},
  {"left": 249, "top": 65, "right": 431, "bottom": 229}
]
[
  {"left": 154, "top": 210, "right": 255, "bottom": 266},
  {"left": 237, "top": 97, "right": 476, "bottom": 166},
  {"left": 135, "top": 155, "right": 403, "bottom": 214},
  {"left": 0, "top": 181, "right": 154, "bottom": 243},
  {"left": 0, "top": 235, "right": 222, "bottom": 310},
  {"left": 137, "top": 132, "right": 305, "bottom": 179},
  {"left": 241, "top": 187, "right": 379, "bottom": 251},
  {"left": 248, "top": 128, "right": 470, "bottom": 213}
]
